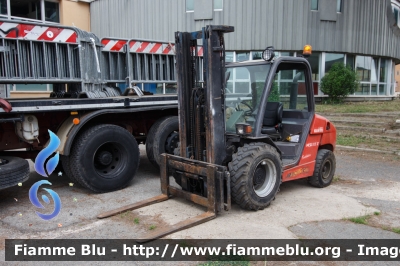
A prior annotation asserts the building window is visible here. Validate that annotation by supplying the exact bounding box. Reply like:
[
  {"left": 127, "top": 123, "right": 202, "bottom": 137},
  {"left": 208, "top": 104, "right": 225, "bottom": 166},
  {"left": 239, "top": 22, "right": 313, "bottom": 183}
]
[
  {"left": 325, "top": 53, "right": 344, "bottom": 74},
  {"left": 214, "top": 0, "right": 223, "bottom": 11},
  {"left": 251, "top": 51, "right": 262, "bottom": 60},
  {"left": 337, "top": 0, "right": 342, "bottom": 12},
  {"left": 236, "top": 52, "right": 250, "bottom": 62},
  {"left": 346, "top": 54, "right": 356, "bottom": 70},
  {"left": 311, "top": 0, "right": 318, "bottom": 11},
  {"left": 186, "top": 0, "right": 194, "bottom": 12},
  {"left": 0, "top": 0, "right": 59, "bottom": 23},
  {"left": 0, "top": 0, "right": 7, "bottom": 15},
  {"left": 44, "top": 1, "right": 59, "bottom": 23}
]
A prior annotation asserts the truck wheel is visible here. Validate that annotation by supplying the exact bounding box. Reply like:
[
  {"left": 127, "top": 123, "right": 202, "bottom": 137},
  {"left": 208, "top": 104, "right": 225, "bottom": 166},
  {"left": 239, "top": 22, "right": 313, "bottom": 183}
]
[
  {"left": 69, "top": 124, "right": 140, "bottom": 192},
  {"left": 229, "top": 143, "right": 282, "bottom": 211},
  {"left": 60, "top": 155, "right": 79, "bottom": 184},
  {"left": 0, "top": 156, "right": 30, "bottom": 190},
  {"left": 146, "top": 116, "right": 179, "bottom": 169},
  {"left": 308, "top": 149, "right": 336, "bottom": 188}
]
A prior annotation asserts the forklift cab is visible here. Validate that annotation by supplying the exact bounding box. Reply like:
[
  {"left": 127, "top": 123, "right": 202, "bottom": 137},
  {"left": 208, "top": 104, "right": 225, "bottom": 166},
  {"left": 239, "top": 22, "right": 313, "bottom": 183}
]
[{"left": 225, "top": 55, "right": 315, "bottom": 164}]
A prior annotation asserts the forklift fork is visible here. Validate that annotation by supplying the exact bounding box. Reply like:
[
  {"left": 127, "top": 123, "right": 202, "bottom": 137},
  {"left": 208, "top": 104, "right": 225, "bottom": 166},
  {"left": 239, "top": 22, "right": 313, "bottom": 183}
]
[{"left": 97, "top": 153, "right": 230, "bottom": 243}]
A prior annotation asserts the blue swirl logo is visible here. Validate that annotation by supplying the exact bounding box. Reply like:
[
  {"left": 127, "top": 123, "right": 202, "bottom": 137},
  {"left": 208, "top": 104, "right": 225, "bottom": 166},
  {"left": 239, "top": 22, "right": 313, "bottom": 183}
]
[
  {"left": 29, "top": 180, "right": 62, "bottom": 220},
  {"left": 29, "top": 130, "right": 62, "bottom": 220},
  {"left": 35, "top": 130, "right": 60, "bottom": 177}
]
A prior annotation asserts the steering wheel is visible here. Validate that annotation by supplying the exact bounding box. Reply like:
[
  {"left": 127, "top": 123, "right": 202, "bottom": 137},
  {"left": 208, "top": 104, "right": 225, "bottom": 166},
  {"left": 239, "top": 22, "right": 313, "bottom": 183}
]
[{"left": 236, "top": 100, "right": 253, "bottom": 116}]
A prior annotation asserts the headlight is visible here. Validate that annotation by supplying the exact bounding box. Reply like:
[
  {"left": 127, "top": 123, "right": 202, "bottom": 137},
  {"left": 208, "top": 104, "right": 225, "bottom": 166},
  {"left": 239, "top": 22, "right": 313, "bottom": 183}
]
[
  {"left": 236, "top": 123, "right": 252, "bottom": 135},
  {"left": 262, "top": 46, "right": 275, "bottom": 61}
]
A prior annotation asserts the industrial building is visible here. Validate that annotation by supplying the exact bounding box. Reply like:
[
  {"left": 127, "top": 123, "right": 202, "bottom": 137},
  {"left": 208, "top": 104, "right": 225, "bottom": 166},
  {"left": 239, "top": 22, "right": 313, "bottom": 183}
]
[{"left": 1, "top": 0, "right": 400, "bottom": 99}]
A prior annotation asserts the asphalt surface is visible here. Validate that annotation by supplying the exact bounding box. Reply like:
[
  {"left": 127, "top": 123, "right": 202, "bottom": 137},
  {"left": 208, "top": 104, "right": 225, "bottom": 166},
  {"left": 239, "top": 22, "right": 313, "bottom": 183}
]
[{"left": 0, "top": 146, "right": 399, "bottom": 265}]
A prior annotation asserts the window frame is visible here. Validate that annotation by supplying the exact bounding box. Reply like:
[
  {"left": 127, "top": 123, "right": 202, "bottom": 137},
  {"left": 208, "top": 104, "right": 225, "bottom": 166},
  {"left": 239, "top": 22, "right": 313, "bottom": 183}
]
[
  {"left": 337, "top": 0, "right": 343, "bottom": 13},
  {"left": 186, "top": 0, "right": 194, "bottom": 12},
  {"left": 310, "top": 0, "right": 318, "bottom": 11},
  {"left": 214, "top": 0, "right": 223, "bottom": 11}
]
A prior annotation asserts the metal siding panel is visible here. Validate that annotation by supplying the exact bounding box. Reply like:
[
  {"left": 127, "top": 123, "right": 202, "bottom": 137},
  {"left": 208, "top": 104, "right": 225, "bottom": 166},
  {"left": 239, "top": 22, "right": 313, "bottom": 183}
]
[{"left": 90, "top": 0, "right": 400, "bottom": 61}]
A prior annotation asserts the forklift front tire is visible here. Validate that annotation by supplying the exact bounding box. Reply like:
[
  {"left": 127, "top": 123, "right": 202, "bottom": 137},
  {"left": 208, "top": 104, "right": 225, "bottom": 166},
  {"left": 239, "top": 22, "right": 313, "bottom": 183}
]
[
  {"left": 308, "top": 149, "right": 336, "bottom": 188},
  {"left": 146, "top": 116, "right": 179, "bottom": 169},
  {"left": 229, "top": 143, "right": 282, "bottom": 211}
]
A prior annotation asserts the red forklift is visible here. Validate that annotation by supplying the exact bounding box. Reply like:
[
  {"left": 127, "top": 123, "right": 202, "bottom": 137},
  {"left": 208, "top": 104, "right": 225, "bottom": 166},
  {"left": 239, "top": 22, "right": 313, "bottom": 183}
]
[{"left": 98, "top": 25, "right": 336, "bottom": 241}]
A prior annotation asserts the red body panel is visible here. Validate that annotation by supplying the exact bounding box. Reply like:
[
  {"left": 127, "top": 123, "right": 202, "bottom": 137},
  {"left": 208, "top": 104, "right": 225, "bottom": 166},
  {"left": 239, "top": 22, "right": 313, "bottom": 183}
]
[{"left": 282, "top": 114, "right": 336, "bottom": 182}]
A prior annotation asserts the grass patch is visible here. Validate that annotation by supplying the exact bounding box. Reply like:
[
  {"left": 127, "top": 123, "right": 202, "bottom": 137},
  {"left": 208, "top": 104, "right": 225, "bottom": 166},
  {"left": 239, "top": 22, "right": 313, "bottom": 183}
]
[
  {"left": 332, "top": 175, "right": 341, "bottom": 183},
  {"left": 392, "top": 228, "right": 400, "bottom": 234},
  {"left": 200, "top": 255, "right": 250, "bottom": 266},
  {"left": 134, "top": 218, "right": 139, "bottom": 224},
  {"left": 149, "top": 225, "right": 156, "bottom": 230},
  {"left": 346, "top": 215, "right": 371, "bottom": 225},
  {"left": 316, "top": 99, "right": 400, "bottom": 113},
  {"left": 336, "top": 135, "right": 371, "bottom": 147},
  {"left": 119, "top": 211, "right": 130, "bottom": 218},
  {"left": 374, "top": 212, "right": 380, "bottom": 216}
]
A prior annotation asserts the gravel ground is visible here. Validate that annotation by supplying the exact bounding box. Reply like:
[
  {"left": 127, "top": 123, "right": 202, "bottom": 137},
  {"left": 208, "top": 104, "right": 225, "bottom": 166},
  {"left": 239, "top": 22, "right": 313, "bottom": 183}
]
[{"left": 0, "top": 147, "right": 399, "bottom": 265}]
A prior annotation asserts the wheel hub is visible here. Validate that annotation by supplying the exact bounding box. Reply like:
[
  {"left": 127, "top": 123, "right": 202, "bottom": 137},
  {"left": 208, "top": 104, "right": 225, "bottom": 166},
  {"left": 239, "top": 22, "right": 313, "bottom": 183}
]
[
  {"left": 322, "top": 161, "right": 332, "bottom": 180},
  {"left": 165, "top": 132, "right": 179, "bottom": 154},
  {"left": 96, "top": 151, "right": 113, "bottom": 166},
  {"left": 254, "top": 167, "right": 266, "bottom": 187}
]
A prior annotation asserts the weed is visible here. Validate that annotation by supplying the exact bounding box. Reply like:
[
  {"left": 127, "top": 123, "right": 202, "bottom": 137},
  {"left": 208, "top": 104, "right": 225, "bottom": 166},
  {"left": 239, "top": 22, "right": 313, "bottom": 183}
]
[
  {"left": 373, "top": 212, "right": 380, "bottom": 216},
  {"left": 332, "top": 175, "right": 341, "bottom": 183},
  {"left": 134, "top": 218, "right": 139, "bottom": 224},
  {"left": 392, "top": 228, "right": 400, "bottom": 234},
  {"left": 149, "top": 225, "right": 156, "bottom": 230},
  {"left": 119, "top": 211, "right": 129, "bottom": 218},
  {"left": 346, "top": 215, "right": 371, "bottom": 225},
  {"left": 200, "top": 255, "right": 250, "bottom": 266}
]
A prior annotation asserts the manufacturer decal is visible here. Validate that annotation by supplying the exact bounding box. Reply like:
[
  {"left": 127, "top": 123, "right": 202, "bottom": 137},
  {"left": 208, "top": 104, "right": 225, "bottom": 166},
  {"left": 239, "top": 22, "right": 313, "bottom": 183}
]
[
  {"left": 286, "top": 167, "right": 310, "bottom": 179},
  {"left": 314, "top": 127, "right": 324, "bottom": 133},
  {"left": 306, "top": 142, "right": 320, "bottom": 148}
]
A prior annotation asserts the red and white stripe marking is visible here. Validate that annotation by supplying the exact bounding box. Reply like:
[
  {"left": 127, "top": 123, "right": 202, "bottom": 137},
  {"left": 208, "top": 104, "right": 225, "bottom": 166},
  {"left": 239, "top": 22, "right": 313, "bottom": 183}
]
[
  {"left": 0, "top": 22, "right": 77, "bottom": 43},
  {"left": 101, "top": 39, "right": 127, "bottom": 52},
  {"left": 129, "top": 40, "right": 175, "bottom": 55}
]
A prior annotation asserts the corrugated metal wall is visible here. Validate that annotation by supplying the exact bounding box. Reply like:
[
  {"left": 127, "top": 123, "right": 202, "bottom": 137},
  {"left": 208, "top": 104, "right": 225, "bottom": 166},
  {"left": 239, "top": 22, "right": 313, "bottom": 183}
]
[{"left": 90, "top": 0, "right": 400, "bottom": 61}]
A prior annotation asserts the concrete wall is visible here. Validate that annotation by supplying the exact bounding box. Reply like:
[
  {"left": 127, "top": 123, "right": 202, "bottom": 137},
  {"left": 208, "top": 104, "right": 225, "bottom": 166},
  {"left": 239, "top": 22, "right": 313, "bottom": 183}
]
[
  {"left": 60, "top": 0, "right": 90, "bottom": 31},
  {"left": 90, "top": 0, "right": 400, "bottom": 63}
]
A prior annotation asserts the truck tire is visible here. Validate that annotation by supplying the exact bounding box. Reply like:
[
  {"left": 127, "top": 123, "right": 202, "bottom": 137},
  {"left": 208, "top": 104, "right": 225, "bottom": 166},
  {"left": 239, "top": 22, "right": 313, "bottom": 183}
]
[
  {"left": 146, "top": 116, "right": 179, "bottom": 169},
  {"left": 69, "top": 124, "right": 140, "bottom": 192},
  {"left": 228, "top": 143, "right": 282, "bottom": 211},
  {"left": 60, "top": 155, "right": 79, "bottom": 184},
  {"left": 308, "top": 149, "right": 336, "bottom": 188},
  {"left": 0, "top": 156, "right": 30, "bottom": 190}
]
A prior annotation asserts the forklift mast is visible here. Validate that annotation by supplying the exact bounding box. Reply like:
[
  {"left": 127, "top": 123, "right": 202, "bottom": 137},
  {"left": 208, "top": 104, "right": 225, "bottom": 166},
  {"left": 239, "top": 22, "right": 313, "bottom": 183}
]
[{"left": 175, "top": 25, "right": 234, "bottom": 165}]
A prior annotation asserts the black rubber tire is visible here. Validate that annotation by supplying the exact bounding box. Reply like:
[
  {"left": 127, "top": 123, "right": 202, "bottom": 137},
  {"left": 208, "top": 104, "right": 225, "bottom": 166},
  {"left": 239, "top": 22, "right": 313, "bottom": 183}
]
[
  {"left": 69, "top": 124, "right": 140, "bottom": 193},
  {"left": 0, "top": 156, "right": 30, "bottom": 190},
  {"left": 146, "top": 116, "right": 179, "bottom": 169},
  {"left": 308, "top": 149, "right": 336, "bottom": 188},
  {"left": 60, "top": 155, "right": 79, "bottom": 184},
  {"left": 229, "top": 143, "right": 282, "bottom": 211}
]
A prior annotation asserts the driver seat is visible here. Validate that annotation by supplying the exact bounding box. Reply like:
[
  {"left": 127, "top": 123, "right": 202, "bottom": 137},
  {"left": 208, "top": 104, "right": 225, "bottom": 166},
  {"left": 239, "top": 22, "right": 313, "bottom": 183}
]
[{"left": 261, "top": 102, "right": 283, "bottom": 139}]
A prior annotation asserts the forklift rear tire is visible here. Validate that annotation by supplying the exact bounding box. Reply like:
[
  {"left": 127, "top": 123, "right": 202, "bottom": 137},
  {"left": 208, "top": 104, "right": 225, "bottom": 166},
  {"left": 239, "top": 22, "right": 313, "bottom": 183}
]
[
  {"left": 229, "top": 143, "right": 282, "bottom": 211},
  {"left": 69, "top": 124, "right": 140, "bottom": 192},
  {"left": 146, "top": 116, "right": 179, "bottom": 169},
  {"left": 308, "top": 149, "right": 336, "bottom": 188}
]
